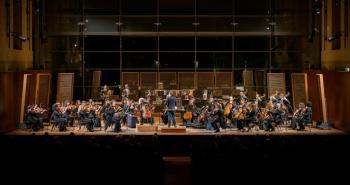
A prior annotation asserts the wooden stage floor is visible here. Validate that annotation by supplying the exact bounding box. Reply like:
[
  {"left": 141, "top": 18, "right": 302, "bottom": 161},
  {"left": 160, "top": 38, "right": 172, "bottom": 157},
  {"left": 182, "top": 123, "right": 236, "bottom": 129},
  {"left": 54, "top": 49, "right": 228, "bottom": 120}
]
[{"left": 6, "top": 124, "right": 345, "bottom": 136}]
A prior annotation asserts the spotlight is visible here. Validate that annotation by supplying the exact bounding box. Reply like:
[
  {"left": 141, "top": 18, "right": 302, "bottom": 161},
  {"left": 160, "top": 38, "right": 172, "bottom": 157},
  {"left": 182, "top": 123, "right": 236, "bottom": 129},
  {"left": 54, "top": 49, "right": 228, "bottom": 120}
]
[
  {"left": 266, "top": 26, "right": 270, "bottom": 30},
  {"left": 11, "top": 33, "right": 27, "bottom": 41}
]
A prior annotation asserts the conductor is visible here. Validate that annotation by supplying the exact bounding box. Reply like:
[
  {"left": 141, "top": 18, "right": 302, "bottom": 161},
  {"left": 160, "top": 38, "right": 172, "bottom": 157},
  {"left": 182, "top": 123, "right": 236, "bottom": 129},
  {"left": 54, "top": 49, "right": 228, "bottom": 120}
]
[{"left": 166, "top": 91, "right": 177, "bottom": 128}]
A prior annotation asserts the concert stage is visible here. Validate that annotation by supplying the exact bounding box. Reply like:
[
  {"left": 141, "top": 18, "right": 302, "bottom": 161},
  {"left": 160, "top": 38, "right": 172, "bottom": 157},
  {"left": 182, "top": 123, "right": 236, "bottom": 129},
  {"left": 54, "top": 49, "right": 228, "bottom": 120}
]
[{"left": 5, "top": 125, "right": 345, "bottom": 136}]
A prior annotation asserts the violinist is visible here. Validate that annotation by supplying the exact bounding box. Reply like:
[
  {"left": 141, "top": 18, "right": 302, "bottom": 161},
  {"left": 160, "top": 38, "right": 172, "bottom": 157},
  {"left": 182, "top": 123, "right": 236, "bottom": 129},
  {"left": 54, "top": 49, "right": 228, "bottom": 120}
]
[
  {"left": 26, "top": 105, "right": 44, "bottom": 131},
  {"left": 298, "top": 101, "right": 312, "bottom": 131}
]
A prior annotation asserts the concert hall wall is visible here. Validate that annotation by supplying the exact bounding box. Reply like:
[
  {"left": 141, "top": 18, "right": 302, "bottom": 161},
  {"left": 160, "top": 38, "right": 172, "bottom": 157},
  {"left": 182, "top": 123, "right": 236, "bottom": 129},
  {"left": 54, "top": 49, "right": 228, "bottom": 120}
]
[
  {"left": 0, "top": 73, "right": 20, "bottom": 133},
  {"left": 306, "top": 70, "right": 350, "bottom": 132}
]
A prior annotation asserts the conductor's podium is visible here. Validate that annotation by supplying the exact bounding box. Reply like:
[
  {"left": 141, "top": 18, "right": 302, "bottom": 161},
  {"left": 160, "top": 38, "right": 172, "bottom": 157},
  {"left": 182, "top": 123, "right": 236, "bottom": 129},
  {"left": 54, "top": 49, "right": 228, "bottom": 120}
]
[
  {"left": 159, "top": 126, "right": 187, "bottom": 133},
  {"left": 136, "top": 124, "right": 158, "bottom": 132}
]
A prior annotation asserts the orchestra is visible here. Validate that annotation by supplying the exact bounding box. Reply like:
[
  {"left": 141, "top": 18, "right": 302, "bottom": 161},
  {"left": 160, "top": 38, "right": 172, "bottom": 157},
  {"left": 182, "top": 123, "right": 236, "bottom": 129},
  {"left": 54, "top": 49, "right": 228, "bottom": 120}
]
[{"left": 24, "top": 84, "right": 313, "bottom": 133}]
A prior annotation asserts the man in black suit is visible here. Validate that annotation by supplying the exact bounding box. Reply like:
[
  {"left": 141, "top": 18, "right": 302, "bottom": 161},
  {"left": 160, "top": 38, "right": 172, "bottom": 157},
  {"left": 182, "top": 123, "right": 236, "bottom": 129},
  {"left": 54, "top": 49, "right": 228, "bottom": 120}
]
[{"left": 166, "top": 91, "right": 177, "bottom": 128}]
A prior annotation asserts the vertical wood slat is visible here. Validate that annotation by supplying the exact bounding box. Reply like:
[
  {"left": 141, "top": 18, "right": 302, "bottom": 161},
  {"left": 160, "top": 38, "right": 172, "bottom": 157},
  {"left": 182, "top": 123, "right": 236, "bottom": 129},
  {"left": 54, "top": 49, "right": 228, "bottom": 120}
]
[
  {"left": 267, "top": 73, "right": 286, "bottom": 97},
  {"left": 91, "top": 71, "right": 101, "bottom": 99},
  {"left": 56, "top": 73, "right": 74, "bottom": 103},
  {"left": 291, "top": 73, "right": 308, "bottom": 110},
  {"left": 35, "top": 73, "right": 51, "bottom": 109},
  {"left": 178, "top": 72, "right": 195, "bottom": 89},
  {"left": 159, "top": 72, "right": 177, "bottom": 89},
  {"left": 140, "top": 72, "right": 157, "bottom": 90},
  {"left": 197, "top": 72, "right": 214, "bottom": 90},
  {"left": 243, "top": 70, "right": 255, "bottom": 98}
]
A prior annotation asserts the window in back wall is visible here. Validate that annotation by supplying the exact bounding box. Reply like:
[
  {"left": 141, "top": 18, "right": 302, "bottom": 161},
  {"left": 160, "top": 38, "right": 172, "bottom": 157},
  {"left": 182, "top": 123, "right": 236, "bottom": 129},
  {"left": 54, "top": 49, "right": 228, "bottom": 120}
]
[{"left": 13, "top": 0, "right": 22, "bottom": 50}]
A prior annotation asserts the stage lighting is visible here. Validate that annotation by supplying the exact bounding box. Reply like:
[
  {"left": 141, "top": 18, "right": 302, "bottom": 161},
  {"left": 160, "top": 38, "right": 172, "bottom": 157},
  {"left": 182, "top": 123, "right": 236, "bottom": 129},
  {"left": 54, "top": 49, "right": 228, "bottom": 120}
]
[
  {"left": 327, "top": 32, "right": 341, "bottom": 41},
  {"left": 11, "top": 32, "right": 27, "bottom": 42}
]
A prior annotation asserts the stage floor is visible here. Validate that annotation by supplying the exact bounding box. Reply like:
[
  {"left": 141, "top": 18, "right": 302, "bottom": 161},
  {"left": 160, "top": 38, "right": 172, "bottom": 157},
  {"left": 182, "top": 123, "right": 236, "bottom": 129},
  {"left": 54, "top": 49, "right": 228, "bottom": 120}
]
[{"left": 6, "top": 124, "right": 345, "bottom": 136}]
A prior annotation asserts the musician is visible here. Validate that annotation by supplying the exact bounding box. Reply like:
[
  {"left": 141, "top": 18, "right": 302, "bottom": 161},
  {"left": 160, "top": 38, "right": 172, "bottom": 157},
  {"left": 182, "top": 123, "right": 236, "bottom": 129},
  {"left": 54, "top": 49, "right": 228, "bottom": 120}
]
[
  {"left": 208, "top": 102, "right": 222, "bottom": 133},
  {"left": 296, "top": 101, "right": 312, "bottom": 131},
  {"left": 142, "top": 103, "right": 154, "bottom": 124},
  {"left": 51, "top": 105, "right": 68, "bottom": 132},
  {"left": 224, "top": 96, "right": 234, "bottom": 125},
  {"left": 78, "top": 106, "right": 94, "bottom": 132},
  {"left": 122, "top": 84, "right": 130, "bottom": 101},
  {"left": 291, "top": 102, "right": 305, "bottom": 130},
  {"left": 245, "top": 103, "right": 259, "bottom": 130},
  {"left": 165, "top": 90, "right": 177, "bottom": 128},
  {"left": 239, "top": 90, "right": 248, "bottom": 102},
  {"left": 26, "top": 105, "right": 44, "bottom": 131}
]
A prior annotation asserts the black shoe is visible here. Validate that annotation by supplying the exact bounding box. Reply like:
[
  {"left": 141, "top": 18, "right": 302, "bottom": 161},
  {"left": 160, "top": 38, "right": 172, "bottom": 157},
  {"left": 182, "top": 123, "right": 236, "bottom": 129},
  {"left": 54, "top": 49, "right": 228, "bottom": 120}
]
[{"left": 214, "top": 129, "right": 220, "bottom": 133}]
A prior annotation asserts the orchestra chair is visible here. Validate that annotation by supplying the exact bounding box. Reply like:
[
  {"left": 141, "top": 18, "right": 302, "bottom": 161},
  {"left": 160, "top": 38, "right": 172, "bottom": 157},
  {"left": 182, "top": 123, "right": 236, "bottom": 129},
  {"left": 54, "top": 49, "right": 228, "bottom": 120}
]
[
  {"left": 49, "top": 115, "right": 58, "bottom": 132},
  {"left": 305, "top": 120, "right": 313, "bottom": 132}
]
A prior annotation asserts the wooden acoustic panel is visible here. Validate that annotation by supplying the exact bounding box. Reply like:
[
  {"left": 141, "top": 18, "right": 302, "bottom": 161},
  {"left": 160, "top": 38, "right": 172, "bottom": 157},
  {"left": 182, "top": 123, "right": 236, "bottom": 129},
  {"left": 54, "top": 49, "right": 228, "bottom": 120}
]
[
  {"left": 159, "top": 72, "right": 177, "bottom": 89},
  {"left": 267, "top": 73, "right": 286, "bottom": 96},
  {"left": 243, "top": 70, "right": 255, "bottom": 98},
  {"left": 215, "top": 72, "right": 233, "bottom": 95},
  {"left": 91, "top": 71, "right": 101, "bottom": 99},
  {"left": 35, "top": 73, "right": 51, "bottom": 109},
  {"left": 291, "top": 73, "right": 308, "bottom": 110},
  {"left": 140, "top": 72, "right": 157, "bottom": 90},
  {"left": 197, "top": 72, "right": 214, "bottom": 90},
  {"left": 20, "top": 74, "right": 32, "bottom": 124},
  {"left": 56, "top": 73, "right": 74, "bottom": 103},
  {"left": 122, "top": 72, "right": 139, "bottom": 91},
  {"left": 255, "top": 70, "right": 265, "bottom": 94},
  {"left": 178, "top": 72, "right": 194, "bottom": 89},
  {"left": 317, "top": 74, "right": 327, "bottom": 124},
  {"left": 215, "top": 72, "right": 232, "bottom": 89}
]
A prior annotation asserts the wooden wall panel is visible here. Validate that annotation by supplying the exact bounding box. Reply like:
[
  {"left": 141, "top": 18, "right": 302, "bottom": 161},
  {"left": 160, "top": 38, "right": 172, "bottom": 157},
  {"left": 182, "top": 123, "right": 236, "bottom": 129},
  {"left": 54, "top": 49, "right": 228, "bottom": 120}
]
[
  {"left": 243, "top": 70, "right": 255, "bottom": 98},
  {"left": 91, "top": 71, "right": 101, "bottom": 99},
  {"left": 56, "top": 73, "right": 74, "bottom": 103},
  {"left": 267, "top": 73, "right": 286, "bottom": 96},
  {"left": 140, "top": 72, "right": 157, "bottom": 90},
  {"left": 178, "top": 72, "right": 195, "bottom": 89},
  {"left": 323, "top": 72, "right": 350, "bottom": 132},
  {"left": 255, "top": 70, "right": 266, "bottom": 95},
  {"left": 20, "top": 74, "right": 32, "bottom": 124},
  {"left": 291, "top": 73, "right": 308, "bottom": 110},
  {"left": 215, "top": 72, "right": 233, "bottom": 95},
  {"left": 35, "top": 73, "right": 51, "bottom": 109},
  {"left": 0, "top": 73, "right": 20, "bottom": 133},
  {"left": 305, "top": 70, "right": 323, "bottom": 124},
  {"left": 122, "top": 72, "right": 139, "bottom": 91},
  {"left": 197, "top": 72, "right": 214, "bottom": 90},
  {"left": 159, "top": 72, "right": 177, "bottom": 89}
]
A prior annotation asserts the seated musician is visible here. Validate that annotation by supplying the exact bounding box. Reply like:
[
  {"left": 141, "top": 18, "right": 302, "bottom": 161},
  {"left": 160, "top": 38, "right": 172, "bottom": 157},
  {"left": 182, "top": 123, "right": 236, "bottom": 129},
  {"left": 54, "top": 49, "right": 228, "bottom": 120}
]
[
  {"left": 142, "top": 104, "right": 154, "bottom": 125},
  {"left": 51, "top": 105, "right": 68, "bottom": 132},
  {"left": 183, "top": 104, "right": 193, "bottom": 127},
  {"left": 78, "top": 106, "right": 94, "bottom": 132},
  {"left": 291, "top": 102, "right": 305, "bottom": 130},
  {"left": 26, "top": 105, "right": 44, "bottom": 131},
  {"left": 271, "top": 103, "right": 284, "bottom": 126},
  {"left": 293, "top": 102, "right": 312, "bottom": 131},
  {"left": 245, "top": 103, "right": 259, "bottom": 130},
  {"left": 208, "top": 102, "right": 223, "bottom": 133},
  {"left": 261, "top": 104, "right": 275, "bottom": 132}
]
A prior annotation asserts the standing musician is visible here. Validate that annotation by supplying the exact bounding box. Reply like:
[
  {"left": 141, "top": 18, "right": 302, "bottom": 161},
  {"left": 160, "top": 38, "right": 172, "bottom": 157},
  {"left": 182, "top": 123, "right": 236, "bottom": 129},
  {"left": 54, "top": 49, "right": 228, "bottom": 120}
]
[
  {"left": 165, "top": 90, "right": 177, "bottom": 128},
  {"left": 122, "top": 84, "right": 130, "bottom": 101}
]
